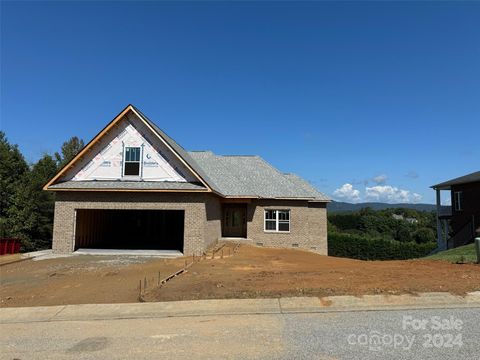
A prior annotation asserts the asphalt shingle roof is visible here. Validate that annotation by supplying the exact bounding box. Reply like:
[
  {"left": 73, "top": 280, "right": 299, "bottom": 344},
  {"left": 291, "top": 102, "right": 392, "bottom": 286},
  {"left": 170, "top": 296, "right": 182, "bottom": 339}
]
[
  {"left": 188, "top": 151, "right": 330, "bottom": 201},
  {"left": 49, "top": 181, "right": 206, "bottom": 191},
  {"left": 133, "top": 106, "right": 328, "bottom": 201},
  {"left": 48, "top": 105, "right": 330, "bottom": 201},
  {"left": 431, "top": 171, "right": 480, "bottom": 190}
]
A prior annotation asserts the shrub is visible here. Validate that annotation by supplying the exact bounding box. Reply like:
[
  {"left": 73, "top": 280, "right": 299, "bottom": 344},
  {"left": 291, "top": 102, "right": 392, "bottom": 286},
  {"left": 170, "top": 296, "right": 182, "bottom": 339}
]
[
  {"left": 412, "top": 227, "right": 436, "bottom": 244},
  {"left": 328, "top": 232, "right": 437, "bottom": 260},
  {"left": 395, "top": 225, "right": 412, "bottom": 243}
]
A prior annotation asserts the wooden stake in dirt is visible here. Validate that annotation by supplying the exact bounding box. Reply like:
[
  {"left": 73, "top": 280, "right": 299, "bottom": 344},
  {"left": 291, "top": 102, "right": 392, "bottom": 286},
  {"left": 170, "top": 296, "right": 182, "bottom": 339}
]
[
  {"left": 139, "top": 280, "right": 142, "bottom": 297},
  {"left": 144, "top": 276, "right": 147, "bottom": 290},
  {"left": 185, "top": 259, "right": 187, "bottom": 268},
  {"left": 158, "top": 271, "right": 161, "bottom": 286},
  {"left": 221, "top": 249, "right": 224, "bottom": 259}
]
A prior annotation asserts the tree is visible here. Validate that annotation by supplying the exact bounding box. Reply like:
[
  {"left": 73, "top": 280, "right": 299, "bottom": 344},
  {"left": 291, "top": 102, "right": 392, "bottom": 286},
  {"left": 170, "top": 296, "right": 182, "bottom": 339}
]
[
  {"left": 412, "top": 227, "right": 436, "bottom": 244},
  {"left": 55, "top": 136, "right": 84, "bottom": 168},
  {"left": 396, "top": 224, "right": 412, "bottom": 242},
  {"left": 0, "top": 131, "right": 29, "bottom": 236},
  {"left": 7, "top": 154, "right": 58, "bottom": 251},
  {"left": 1, "top": 132, "right": 84, "bottom": 251}
]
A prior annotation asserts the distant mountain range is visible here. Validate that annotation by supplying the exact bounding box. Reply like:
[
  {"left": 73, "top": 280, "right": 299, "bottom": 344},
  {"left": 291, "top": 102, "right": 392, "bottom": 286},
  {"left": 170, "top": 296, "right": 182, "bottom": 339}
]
[{"left": 327, "top": 201, "right": 437, "bottom": 213}]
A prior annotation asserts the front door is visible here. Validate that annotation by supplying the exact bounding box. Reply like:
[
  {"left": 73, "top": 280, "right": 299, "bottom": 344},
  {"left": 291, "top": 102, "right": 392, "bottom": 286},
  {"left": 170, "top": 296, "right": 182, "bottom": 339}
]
[{"left": 222, "top": 205, "right": 247, "bottom": 238}]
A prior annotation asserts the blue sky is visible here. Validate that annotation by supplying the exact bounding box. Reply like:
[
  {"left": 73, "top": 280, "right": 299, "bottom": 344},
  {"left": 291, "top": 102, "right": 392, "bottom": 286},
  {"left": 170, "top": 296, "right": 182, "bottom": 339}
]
[{"left": 1, "top": 1, "right": 479, "bottom": 204}]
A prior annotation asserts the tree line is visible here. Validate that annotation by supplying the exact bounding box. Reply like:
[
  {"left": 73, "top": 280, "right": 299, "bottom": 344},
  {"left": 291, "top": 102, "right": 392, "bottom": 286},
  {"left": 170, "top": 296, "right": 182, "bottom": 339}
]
[
  {"left": 328, "top": 207, "right": 437, "bottom": 244},
  {"left": 0, "top": 131, "right": 84, "bottom": 251},
  {"left": 327, "top": 207, "right": 438, "bottom": 260}
]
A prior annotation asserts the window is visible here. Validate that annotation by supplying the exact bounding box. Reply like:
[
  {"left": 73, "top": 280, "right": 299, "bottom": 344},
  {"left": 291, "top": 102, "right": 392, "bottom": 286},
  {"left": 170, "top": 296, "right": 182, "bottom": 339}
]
[
  {"left": 264, "top": 210, "right": 290, "bottom": 232},
  {"left": 454, "top": 191, "right": 463, "bottom": 211},
  {"left": 124, "top": 147, "right": 141, "bottom": 176}
]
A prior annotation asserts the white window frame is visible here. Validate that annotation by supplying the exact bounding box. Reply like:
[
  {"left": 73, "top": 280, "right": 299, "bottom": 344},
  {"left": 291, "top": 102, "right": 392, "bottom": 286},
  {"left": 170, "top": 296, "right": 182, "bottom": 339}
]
[
  {"left": 123, "top": 146, "right": 142, "bottom": 177},
  {"left": 454, "top": 191, "right": 463, "bottom": 211},
  {"left": 264, "top": 209, "right": 290, "bottom": 233}
]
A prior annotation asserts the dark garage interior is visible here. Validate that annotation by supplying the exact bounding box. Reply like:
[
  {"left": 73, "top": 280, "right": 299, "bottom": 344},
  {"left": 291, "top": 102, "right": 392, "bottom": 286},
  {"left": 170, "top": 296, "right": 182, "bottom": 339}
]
[{"left": 74, "top": 209, "right": 184, "bottom": 251}]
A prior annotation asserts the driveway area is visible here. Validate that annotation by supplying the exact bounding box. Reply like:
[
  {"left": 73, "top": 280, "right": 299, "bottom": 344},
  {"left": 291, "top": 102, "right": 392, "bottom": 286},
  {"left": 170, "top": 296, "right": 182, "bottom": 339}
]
[{"left": 1, "top": 242, "right": 479, "bottom": 308}]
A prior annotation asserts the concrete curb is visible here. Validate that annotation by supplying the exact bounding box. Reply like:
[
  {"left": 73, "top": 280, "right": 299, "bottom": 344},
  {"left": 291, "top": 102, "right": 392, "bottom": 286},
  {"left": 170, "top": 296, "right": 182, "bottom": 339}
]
[{"left": 1, "top": 292, "right": 479, "bottom": 324}]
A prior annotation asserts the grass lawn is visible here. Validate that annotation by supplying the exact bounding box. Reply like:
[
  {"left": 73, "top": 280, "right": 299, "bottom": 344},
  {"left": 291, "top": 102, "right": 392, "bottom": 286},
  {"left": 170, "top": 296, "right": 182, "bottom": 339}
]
[{"left": 426, "top": 243, "right": 478, "bottom": 264}]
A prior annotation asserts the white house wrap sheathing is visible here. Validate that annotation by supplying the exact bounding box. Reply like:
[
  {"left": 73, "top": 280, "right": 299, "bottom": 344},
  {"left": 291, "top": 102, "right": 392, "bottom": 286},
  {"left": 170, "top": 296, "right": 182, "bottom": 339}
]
[{"left": 61, "top": 114, "right": 198, "bottom": 183}]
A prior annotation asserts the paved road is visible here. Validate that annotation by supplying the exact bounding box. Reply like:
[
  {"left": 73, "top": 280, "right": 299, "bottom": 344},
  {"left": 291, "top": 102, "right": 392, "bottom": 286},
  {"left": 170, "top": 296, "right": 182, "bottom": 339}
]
[{"left": 1, "top": 307, "right": 478, "bottom": 360}]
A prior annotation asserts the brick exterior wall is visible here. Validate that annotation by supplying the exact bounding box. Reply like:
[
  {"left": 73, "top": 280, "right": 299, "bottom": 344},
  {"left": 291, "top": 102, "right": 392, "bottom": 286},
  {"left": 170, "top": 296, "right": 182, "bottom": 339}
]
[
  {"left": 52, "top": 192, "right": 327, "bottom": 256},
  {"left": 245, "top": 200, "right": 328, "bottom": 255},
  {"left": 52, "top": 192, "right": 222, "bottom": 256},
  {"left": 204, "top": 195, "right": 222, "bottom": 249}
]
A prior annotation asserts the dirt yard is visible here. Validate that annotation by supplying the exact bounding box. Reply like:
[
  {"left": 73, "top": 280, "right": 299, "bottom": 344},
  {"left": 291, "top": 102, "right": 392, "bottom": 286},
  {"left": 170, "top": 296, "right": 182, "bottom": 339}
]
[
  {"left": 144, "top": 243, "right": 480, "bottom": 302},
  {"left": 1, "top": 243, "right": 479, "bottom": 308},
  {"left": 0, "top": 255, "right": 186, "bottom": 308}
]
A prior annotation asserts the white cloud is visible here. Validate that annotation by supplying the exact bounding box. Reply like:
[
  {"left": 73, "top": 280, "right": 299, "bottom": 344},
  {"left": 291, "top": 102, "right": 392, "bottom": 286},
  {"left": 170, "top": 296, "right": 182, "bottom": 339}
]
[
  {"left": 365, "top": 185, "right": 422, "bottom": 204},
  {"left": 333, "top": 183, "right": 361, "bottom": 203},
  {"left": 372, "top": 174, "right": 388, "bottom": 185}
]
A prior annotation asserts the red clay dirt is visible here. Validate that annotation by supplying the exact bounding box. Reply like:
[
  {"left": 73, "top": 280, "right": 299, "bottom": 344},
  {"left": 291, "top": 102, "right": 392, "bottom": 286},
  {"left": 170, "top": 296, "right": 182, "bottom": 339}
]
[
  {"left": 144, "top": 243, "right": 480, "bottom": 302},
  {"left": 0, "top": 255, "right": 185, "bottom": 308},
  {"left": 1, "top": 243, "right": 479, "bottom": 308}
]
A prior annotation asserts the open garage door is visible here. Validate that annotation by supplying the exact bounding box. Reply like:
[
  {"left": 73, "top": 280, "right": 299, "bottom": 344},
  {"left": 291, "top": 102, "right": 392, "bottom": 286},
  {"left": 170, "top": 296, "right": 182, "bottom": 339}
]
[{"left": 74, "top": 209, "right": 184, "bottom": 252}]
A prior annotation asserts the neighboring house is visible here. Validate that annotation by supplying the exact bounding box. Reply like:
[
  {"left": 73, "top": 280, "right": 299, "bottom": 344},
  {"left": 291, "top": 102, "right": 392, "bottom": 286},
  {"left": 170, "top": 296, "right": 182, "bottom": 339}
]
[
  {"left": 431, "top": 171, "right": 480, "bottom": 249},
  {"left": 392, "top": 214, "right": 418, "bottom": 224},
  {"left": 44, "top": 105, "right": 330, "bottom": 256}
]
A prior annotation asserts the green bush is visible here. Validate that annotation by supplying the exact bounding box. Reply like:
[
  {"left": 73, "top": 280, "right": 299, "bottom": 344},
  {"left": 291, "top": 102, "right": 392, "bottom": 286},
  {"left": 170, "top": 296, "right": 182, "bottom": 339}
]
[
  {"left": 328, "top": 232, "right": 437, "bottom": 260},
  {"left": 412, "top": 227, "right": 436, "bottom": 244},
  {"left": 328, "top": 208, "right": 437, "bottom": 244}
]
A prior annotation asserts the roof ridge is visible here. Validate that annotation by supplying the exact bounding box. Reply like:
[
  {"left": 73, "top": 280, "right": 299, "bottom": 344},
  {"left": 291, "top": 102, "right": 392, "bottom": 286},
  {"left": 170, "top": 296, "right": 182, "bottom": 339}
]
[
  {"left": 130, "top": 106, "right": 222, "bottom": 194},
  {"left": 219, "top": 154, "right": 258, "bottom": 157},
  {"left": 131, "top": 105, "right": 187, "bottom": 151}
]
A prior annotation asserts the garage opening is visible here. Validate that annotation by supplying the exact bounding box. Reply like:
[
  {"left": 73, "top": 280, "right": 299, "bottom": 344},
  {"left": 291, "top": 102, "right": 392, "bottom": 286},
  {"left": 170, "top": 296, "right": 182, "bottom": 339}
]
[{"left": 74, "top": 209, "right": 184, "bottom": 252}]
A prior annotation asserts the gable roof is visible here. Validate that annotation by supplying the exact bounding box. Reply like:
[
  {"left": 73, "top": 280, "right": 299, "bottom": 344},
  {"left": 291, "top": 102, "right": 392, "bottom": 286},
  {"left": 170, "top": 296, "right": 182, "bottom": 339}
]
[
  {"left": 45, "top": 105, "right": 330, "bottom": 201},
  {"left": 188, "top": 151, "right": 329, "bottom": 201},
  {"left": 43, "top": 105, "right": 213, "bottom": 192},
  {"left": 431, "top": 171, "right": 480, "bottom": 190},
  {"left": 130, "top": 105, "right": 221, "bottom": 194}
]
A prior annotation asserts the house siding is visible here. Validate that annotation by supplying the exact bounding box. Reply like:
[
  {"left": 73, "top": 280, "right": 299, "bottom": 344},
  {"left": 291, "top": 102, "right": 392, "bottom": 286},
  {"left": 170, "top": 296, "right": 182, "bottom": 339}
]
[
  {"left": 450, "top": 181, "right": 480, "bottom": 245},
  {"left": 204, "top": 195, "right": 222, "bottom": 250},
  {"left": 246, "top": 200, "right": 328, "bottom": 255},
  {"left": 52, "top": 192, "right": 221, "bottom": 256},
  {"left": 52, "top": 193, "right": 327, "bottom": 256}
]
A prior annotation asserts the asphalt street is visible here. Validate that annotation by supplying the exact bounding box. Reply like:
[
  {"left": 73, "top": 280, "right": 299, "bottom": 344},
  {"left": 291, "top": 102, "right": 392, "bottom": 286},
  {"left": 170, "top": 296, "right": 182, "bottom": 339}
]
[{"left": 1, "top": 307, "right": 478, "bottom": 360}]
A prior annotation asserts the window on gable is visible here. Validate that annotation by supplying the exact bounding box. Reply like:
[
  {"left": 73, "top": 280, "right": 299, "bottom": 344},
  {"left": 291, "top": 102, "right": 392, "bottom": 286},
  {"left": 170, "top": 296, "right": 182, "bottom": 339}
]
[
  {"left": 124, "top": 147, "right": 141, "bottom": 176},
  {"left": 264, "top": 210, "right": 290, "bottom": 232},
  {"left": 454, "top": 191, "right": 463, "bottom": 211}
]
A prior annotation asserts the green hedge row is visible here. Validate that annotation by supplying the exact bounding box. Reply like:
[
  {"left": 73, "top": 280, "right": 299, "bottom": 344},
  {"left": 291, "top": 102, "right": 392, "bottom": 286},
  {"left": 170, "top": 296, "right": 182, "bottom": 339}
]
[{"left": 328, "top": 232, "right": 437, "bottom": 260}]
